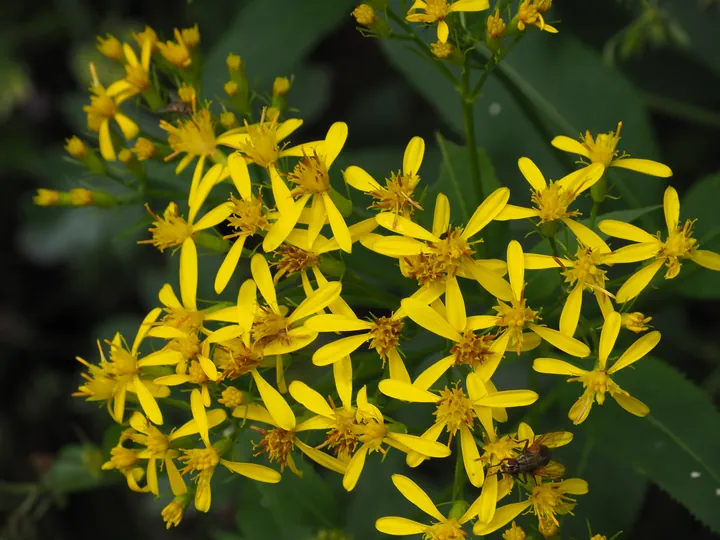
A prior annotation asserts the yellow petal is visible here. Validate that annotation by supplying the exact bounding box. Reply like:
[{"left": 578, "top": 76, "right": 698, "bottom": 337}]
[
  {"left": 188, "top": 155, "right": 206, "bottom": 208},
  {"left": 323, "top": 193, "right": 352, "bottom": 253},
  {"left": 194, "top": 473, "right": 212, "bottom": 512},
  {"left": 389, "top": 433, "right": 451, "bottom": 457},
  {"left": 400, "top": 298, "right": 462, "bottom": 342},
  {"left": 112, "top": 384, "right": 126, "bottom": 423},
  {"left": 344, "top": 165, "right": 381, "bottom": 192},
  {"left": 114, "top": 113, "right": 139, "bottom": 140},
  {"left": 324, "top": 122, "right": 348, "bottom": 169},
  {"left": 467, "top": 263, "right": 514, "bottom": 301},
  {"left": 290, "top": 281, "right": 342, "bottom": 323},
  {"left": 437, "top": 19, "right": 449, "bottom": 41},
  {"left": 173, "top": 409, "right": 227, "bottom": 439},
  {"left": 189, "top": 163, "right": 224, "bottom": 224},
  {"left": 604, "top": 242, "right": 659, "bottom": 264},
  {"left": 304, "top": 314, "right": 370, "bottom": 332},
  {"left": 506, "top": 240, "right": 524, "bottom": 301},
  {"left": 133, "top": 307, "right": 162, "bottom": 355},
  {"left": 616, "top": 259, "right": 664, "bottom": 303},
  {"left": 559, "top": 286, "right": 583, "bottom": 337},
  {"left": 199, "top": 355, "right": 219, "bottom": 381},
  {"left": 561, "top": 217, "right": 611, "bottom": 253},
  {"left": 343, "top": 444, "right": 369, "bottom": 491},
  {"left": 263, "top": 194, "right": 310, "bottom": 252},
  {"left": 251, "top": 370, "right": 295, "bottom": 430},
  {"left": 221, "top": 460, "right": 282, "bottom": 483},
  {"left": 494, "top": 204, "right": 539, "bottom": 221},
  {"left": 166, "top": 457, "right": 187, "bottom": 495},
  {"left": 269, "top": 164, "right": 293, "bottom": 214},
  {"left": 460, "top": 425, "right": 484, "bottom": 488},
  {"left": 387, "top": 348, "right": 411, "bottom": 383},
  {"left": 378, "top": 379, "right": 439, "bottom": 403},
  {"left": 276, "top": 118, "right": 303, "bottom": 142},
  {"left": 228, "top": 152, "right": 251, "bottom": 200},
  {"left": 473, "top": 500, "right": 532, "bottom": 536},
  {"left": 307, "top": 194, "right": 326, "bottom": 249},
  {"left": 692, "top": 249, "right": 720, "bottom": 270},
  {"left": 237, "top": 278, "right": 257, "bottom": 332},
  {"left": 518, "top": 157, "right": 547, "bottom": 191},
  {"left": 193, "top": 202, "right": 233, "bottom": 232},
  {"left": 333, "top": 355, "right": 353, "bottom": 411},
  {"left": 611, "top": 157, "right": 673, "bottom": 178},
  {"left": 450, "top": 0, "right": 490, "bottom": 11},
  {"left": 133, "top": 376, "right": 163, "bottom": 425},
  {"left": 190, "top": 388, "right": 208, "bottom": 444},
  {"left": 179, "top": 238, "right": 197, "bottom": 311},
  {"left": 413, "top": 355, "right": 455, "bottom": 391},
  {"left": 375, "top": 517, "right": 428, "bottom": 536},
  {"left": 612, "top": 392, "right": 650, "bottom": 417},
  {"left": 466, "top": 315, "right": 499, "bottom": 330},
  {"left": 445, "top": 276, "right": 466, "bottom": 333},
  {"left": 597, "top": 311, "right": 622, "bottom": 370},
  {"left": 250, "top": 254, "right": 279, "bottom": 312},
  {"left": 376, "top": 212, "right": 439, "bottom": 242},
  {"left": 564, "top": 162, "right": 605, "bottom": 194},
  {"left": 528, "top": 324, "right": 590, "bottom": 358},
  {"left": 432, "top": 193, "right": 450, "bottom": 237},
  {"left": 609, "top": 330, "right": 661, "bottom": 374},
  {"left": 551, "top": 135, "right": 589, "bottom": 157},
  {"left": 206, "top": 325, "right": 243, "bottom": 344},
  {"left": 214, "top": 235, "right": 247, "bottom": 294},
  {"left": 391, "top": 474, "right": 445, "bottom": 521},
  {"left": 158, "top": 283, "right": 182, "bottom": 310},
  {"left": 524, "top": 253, "right": 567, "bottom": 270},
  {"left": 403, "top": 136, "right": 425, "bottom": 177},
  {"left": 369, "top": 236, "right": 426, "bottom": 257},
  {"left": 313, "top": 334, "right": 370, "bottom": 366},
  {"left": 598, "top": 219, "right": 657, "bottom": 243},
  {"left": 663, "top": 186, "right": 680, "bottom": 233},
  {"left": 533, "top": 357, "right": 587, "bottom": 376},
  {"left": 475, "top": 389, "right": 539, "bottom": 408},
  {"left": 288, "top": 381, "right": 334, "bottom": 417},
  {"left": 477, "top": 472, "right": 498, "bottom": 524},
  {"left": 462, "top": 187, "right": 510, "bottom": 240},
  {"left": 137, "top": 349, "right": 183, "bottom": 368},
  {"left": 261, "top": 329, "right": 317, "bottom": 355},
  {"left": 146, "top": 457, "right": 159, "bottom": 495},
  {"left": 153, "top": 374, "right": 191, "bottom": 386},
  {"left": 295, "top": 439, "right": 347, "bottom": 475}
]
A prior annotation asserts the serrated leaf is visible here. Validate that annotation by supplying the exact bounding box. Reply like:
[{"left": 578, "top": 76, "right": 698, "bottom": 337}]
[{"left": 575, "top": 356, "right": 720, "bottom": 533}]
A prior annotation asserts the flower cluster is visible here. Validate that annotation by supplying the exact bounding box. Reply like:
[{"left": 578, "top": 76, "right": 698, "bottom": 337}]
[{"left": 45, "top": 11, "right": 720, "bottom": 539}]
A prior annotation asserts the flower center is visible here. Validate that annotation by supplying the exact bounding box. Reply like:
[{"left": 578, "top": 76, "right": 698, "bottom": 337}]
[
  {"left": 145, "top": 427, "right": 170, "bottom": 455},
  {"left": 480, "top": 434, "right": 519, "bottom": 465},
  {"left": 160, "top": 109, "right": 217, "bottom": 160},
  {"left": 219, "top": 386, "right": 245, "bottom": 407},
  {"left": 368, "top": 316, "right": 404, "bottom": 359},
  {"left": 168, "top": 332, "right": 201, "bottom": 362},
  {"left": 583, "top": 122, "right": 622, "bottom": 166},
  {"left": 125, "top": 64, "right": 149, "bottom": 91},
  {"left": 140, "top": 202, "right": 194, "bottom": 252},
  {"left": 369, "top": 171, "right": 423, "bottom": 216},
  {"left": 274, "top": 245, "right": 319, "bottom": 279},
  {"left": 425, "top": 519, "right": 466, "bottom": 540},
  {"left": 109, "top": 344, "right": 138, "bottom": 376},
  {"left": 87, "top": 92, "right": 117, "bottom": 120},
  {"left": 188, "top": 360, "right": 209, "bottom": 385},
  {"left": 563, "top": 246, "right": 606, "bottom": 291},
  {"left": 357, "top": 420, "right": 389, "bottom": 451},
  {"left": 252, "top": 426, "right": 295, "bottom": 470},
  {"left": 531, "top": 182, "right": 580, "bottom": 223},
  {"left": 403, "top": 229, "right": 473, "bottom": 284},
  {"left": 109, "top": 445, "right": 139, "bottom": 470},
  {"left": 450, "top": 331, "right": 495, "bottom": 368},
  {"left": 434, "top": 385, "right": 474, "bottom": 439},
  {"left": 251, "top": 308, "right": 291, "bottom": 348},
  {"left": 530, "top": 483, "right": 577, "bottom": 529},
  {"left": 287, "top": 153, "right": 330, "bottom": 195},
  {"left": 518, "top": 0, "right": 540, "bottom": 26},
  {"left": 494, "top": 299, "right": 539, "bottom": 354},
  {"left": 326, "top": 408, "right": 359, "bottom": 461},
  {"left": 425, "top": 0, "right": 451, "bottom": 20},
  {"left": 235, "top": 117, "right": 281, "bottom": 167},
  {"left": 226, "top": 195, "right": 270, "bottom": 238},
  {"left": 659, "top": 220, "right": 697, "bottom": 279},
  {"left": 213, "top": 339, "right": 262, "bottom": 379},
  {"left": 179, "top": 447, "right": 220, "bottom": 473}
]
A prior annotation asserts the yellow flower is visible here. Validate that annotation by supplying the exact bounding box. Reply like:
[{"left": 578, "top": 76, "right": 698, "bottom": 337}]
[
  {"left": 533, "top": 311, "right": 660, "bottom": 424},
  {"left": 475, "top": 478, "right": 589, "bottom": 536},
  {"left": 106, "top": 40, "right": 153, "bottom": 101},
  {"left": 178, "top": 439, "right": 281, "bottom": 513},
  {"left": 503, "top": 521, "right": 526, "bottom": 540},
  {"left": 496, "top": 158, "right": 609, "bottom": 248},
  {"left": 379, "top": 370, "right": 538, "bottom": 488},
  {"left": 364, "top": 190, "right": 511, "bottom": 319},
  {"left": 132, "top": 137, "right": 156, "bottom": 161},
  {"left": 487, "top": 9, "right": 506, "bottom": 39},
  {"left": 431, "top": 41, "right": 454, "bottom": 59},
  {"left": 622, "top": 311, "right": 652, "bottom": 333},
  {"left": 33, "top": 189, "right": 60, "bottom": 206},
  {"left": 263, "top": 122, "right": 353, "bottom": 253},
  {"left": 157, "top": 28, "right": 192, "bottom": 69},
  {"left": 232, "top": 401, "right": 347, "bottom": 476},
  {"left": 353, "top": 4, "right": 377, "bottom": 26},
  {"left": 101, "top": 439, "right": 148, "bottom": 492},
  {"left": 132, "top": 26, "right": 157, "bottom": 50},
  {"left": 289, "top": 382, "right": 450, "bottom": 491},
  {"left": 161, "top": 498, "right": 186, "bottom": 529},
  {"left": 96, "top": 34, "right": 123, "bottom": 61},
  {"left": 74, "top": 309, "right": 182, "bottom": 424},
  {"left": 344, "top": 136, "right": 425, "bottom": 219},
  {"left": 421, "top": 240, "right": 591, "bottom": 357},
  {"left": 599, "top": 186, "right": 720, "bottom": 302},
  {"left": 226, "top": 53, "right": 242, "bottom": 71},
  {"left": 180, "top": 24, "right": 200, "bottom": 49},
  {"left": 83, "top": 63, "right": 139, "bottom": 161},
  {"left": 139, "top": 166, "right": 232, "bottom": 253},
  {"left": 65, "top": 135, "right": 88, "bottom": 158},
  {"left": 516, "top": 0, "right": 558, "bottom": 33},
  {"left": 124, "top": 409, "right": 227, "bottom": 495},
  {"left": 407, "top": 0, "right": 490, "bottom": 43},
  {"left": 376, "top": 474, "right": 487, "bottom": 537},
  {"left": 552, "top": 122, "right": 673, "bottom": 178},
  {"left": 524, "top": 243, "right": 614, "bottom": 337}
]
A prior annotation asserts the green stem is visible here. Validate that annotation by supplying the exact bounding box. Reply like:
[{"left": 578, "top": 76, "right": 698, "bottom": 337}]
[
  {"left": 451, "top": 437, "right": 465, "bottom": 502},
  {"left": 641, "top": 91, "right": 720, "bottom": 130},
  {"left": 589, "top": 201, "right": 600, "bottom": 229},
  {"left": 460, "top": 54, "right": 483, "bottom": 201}
]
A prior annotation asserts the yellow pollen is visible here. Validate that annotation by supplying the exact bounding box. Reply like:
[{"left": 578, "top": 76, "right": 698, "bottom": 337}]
[
  {"left": 235, "top": 113, "right": 281, "bottom": 168},
  {"left": 658, "top": 220, "right": 697, "bottom": 279},
  {"left": 179, "top": 446, "right": 220, "bottom": 474},
  {"left": 370, "top": 170, "right": 423, "bottom": 216},
  {"left": 481, "top": 434, "right": 519, "bottom": 465},
  {"left": 404, "top": 228, "right": 473, "bottom": 284},
  {"left": 139, "top": 202, "right": 194, "bottom": 252},
  {"left": 324, "top": 408, "right": 359, "bottom": 461},
  {"left": 434, "top": 385, "right": 474, "bottom": 440},
  {"left": 214, "top": 339, "right": 262, "bottom": 379},
  {"left": 368, "top": 317, "right": 404, "bottom": 360},
  {"left": 160, "top": 109, "right": 217, "bottom": 162},
  {"left": 252, "top": 308, "right": 291, "bottom": 348},
  {"left": 145, "top": 426, "right": 170, "bottom": 455},
  {"left": 252, "top": 426, "right": 295, "bottom": 470},
  {"left": 424, "top": 519, "right": 466, "bottom": 540},
  {"left": 563, "top": 246, "right": 606, "bottom": 291},
  {"left": 494, "top": 299, "right": 539, "bottom": 354},
  {"left": 226, "top": 194, "right": 270, "bottom": 238},
  {"left": 502, "top": 522, "right": 526, "bottom": 540},
  {"left": 531, "top": 182, "right": 580, "bottom": 223},
  {"left": 288, "top": 153, "right": 330, "bottom": 195},
  {"left": 582, "top": 122, "right": 622, "bottom": 166},
  {"left": 108, "top": 343, "right": 138, "bottom": 376},
  {"left": 109, "top": 445, "right": 139, "bottom": 469},
  {"left": 274, "top": 245, "right": 319, "bottom": 279},
  {"left": 425, "top": 0, "right": 451, "bottom": 21},
  {"left": 450, "top": 331, "right": 495, "bottom": 368},
  {"left": 358, "top": 420, "right": 388, "bottom": 450}
]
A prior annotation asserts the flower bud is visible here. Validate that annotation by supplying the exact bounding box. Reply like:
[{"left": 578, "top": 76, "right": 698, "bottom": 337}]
[
  {"left": 96, "top": 34, "right": 123, "bottom": 61},
  {"left": 226, "top": 53, "right": 242, "bottom": 72},
  {"left": 224, "top": 80, "right": 238, "bottom": 97},
  {"left": 33, "top": 189, "right": 61, "bottom": 206},
  {"left": 353, "top": 4, "right": 377, "bottom": 27},
  {"left": 273, "top": 77, "right": 291, "bottom": 97},
  {"left": 219, "top": 387, "right": 245, "bottom": 408},
  {"left": 220, "top": 111, "right": 237, "bottom": 129},
  {"left": 132, "top": 138, "right": 156, "bottom": 161},
  {"left": 502, "top": 521, "right": 526, "bottom": 540},
  {"left": 65, "top": 136, "right": 88, "bottom": 159},
  {"left": 180, "top": 24, "right": 201, "bottom": 49},
  {"left": 621, "top": 312, "right": 652, "bottom": 333}
]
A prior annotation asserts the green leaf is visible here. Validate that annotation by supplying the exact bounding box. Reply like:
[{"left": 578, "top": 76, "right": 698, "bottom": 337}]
[
  {"left": 575, "top": 356, "right": 720, "bottom": 533},
  {"left": 46, "top": 444, "right": 111, "bottom": 494},
  {"left": 670, "top": 173, "right": 720, "bottom": 299},
  {"left": 202, "top": 0, "right": 356, "bottom": 106}
]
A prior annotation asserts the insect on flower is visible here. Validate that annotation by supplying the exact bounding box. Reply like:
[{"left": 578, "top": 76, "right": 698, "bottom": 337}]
[{"left": 498, "top": 431, "right": 567, "bottom": 483}]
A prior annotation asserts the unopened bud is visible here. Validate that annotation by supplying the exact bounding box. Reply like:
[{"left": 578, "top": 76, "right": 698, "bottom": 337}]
[
  {"left": 180, "top": 25, "right": 200, "bottom": 49},
  {"left": 132, "top": 137, "right": 156, "bottom": 161},
  {"left": 273, "top": 77, "right": 291, "bottom": 97},
  {"left": 353, "top": 4, "right": 377, "bottom": 26},
  {"left": 65, "top": 136, "right": 88, "bottom": 159},
  {"left": 96, "top": 34, "right": 123, "bottom": 61},
  {"left": 621, "top": 312, "right": 652, "bottom": 333},
  {"left": 220, "top": 387, "right": 245, "bottom": 408},
  {"left": 224, "top": 80, "right": 238, "bottom": 97},
  {"left": 220, "top": 111, "right": 237, "bottom": 129},
  {"left": 502, "top": 521, "right": 526, "bottom": 540},
  {"left": 226, "top": 53, "right": 242, "bottom": 72},
  {"left": 33, "top": 189, "right": 61, "bottom": 206}
]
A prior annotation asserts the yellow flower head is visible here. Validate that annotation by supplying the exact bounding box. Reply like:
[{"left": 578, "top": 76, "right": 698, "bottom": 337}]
[
  {"left": 487, "top": 9, "right": 506, "bottom": 39},
  {"left": 65, "top": 135, "right": 88, "bottom": 158},
  {"left": 552, "top": 121, "right": 673, "bottom": 178},
  {"left": 133, "top": 26, "right": 158, "bottom": 50},
  {"left": 160, "top": 107, "right": 220, "bottom": 174},
  {"left": 431, "top": 40, "right": 454, "bottom": 59},
  {"left": 161, "top": 499, "right": 185, "bottom": 529},
  {"left": 157, "top": 29, "right": 192, "bottom": 69},
  {"left": 33, "top": 188, "right": 60, "bottom": 206},
  {"left": 516, "top": 0, "right": 557, "bottom": 33},
  {"left": 534, "top": 311, "right": 660, "bottom": 424},
  {"left": 132, "top": 137, "right": 156, "bottom": 161},
  {"left": 96, "top": 34, "right": 123, "bottom": 61},
  {"left": 140, "top": 202, "right": 194, "bottom": 252},
  {"left": 227, "top": 53, "right": 242, "bottom": 71},
  {"left": 503, "top": 522, "right": 526, "bottom": 540},
  {"left": 273, "top": 76, "right": 291, "bottom": 97},
  {"left": 69, "top": 188, "right": 93, "bottom": 206},
  {"left": 224, "top": 80, "right": 238, "bottom": 96},
  {"left": 353, "top": 4, "right": 377, "bottom": 26},
  {"left": 181, "top": 24, "right": 200, "bottom": 49},
  {"left": 106, "top": 40, "right": 153, "bottom": 100},
  {"left": 407, "top": 0, "right": 490, "bottom": 43},
  {"left": 220, "top": 111, "right": 237, "bottom": 129},
  {"left": 218, "top": 386, "right": 245, "bottom": 408},
  {"left": 622, "top": 312, "right": 652, "bottom": 333}
]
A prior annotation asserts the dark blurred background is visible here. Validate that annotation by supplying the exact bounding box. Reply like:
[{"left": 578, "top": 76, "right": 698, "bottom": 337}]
[{"left": 1, "top": 0, "right": 719, "bottom": 539}]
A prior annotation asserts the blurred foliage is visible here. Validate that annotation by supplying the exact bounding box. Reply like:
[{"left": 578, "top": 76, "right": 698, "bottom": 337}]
[{"left": 1, "top": 0, "right": 719, "bottom": 539}]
